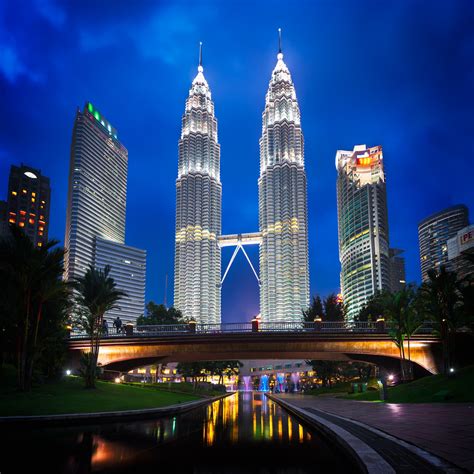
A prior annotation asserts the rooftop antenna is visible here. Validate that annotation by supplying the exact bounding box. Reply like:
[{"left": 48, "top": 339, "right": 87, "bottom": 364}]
[
  {"left": 198, "top": 41, "right": 203, "bottom": 71},
  {"left": 278, "top": 28, "right": 282, "bottom": 54}
]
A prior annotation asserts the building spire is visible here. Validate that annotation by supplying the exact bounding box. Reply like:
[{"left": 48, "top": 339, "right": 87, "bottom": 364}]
[
  {"left": 198, "top": 41, "right": 203, "bottom": 72},
  {"left": 278, "top": 28, "right": 282, "bottom": 54}
]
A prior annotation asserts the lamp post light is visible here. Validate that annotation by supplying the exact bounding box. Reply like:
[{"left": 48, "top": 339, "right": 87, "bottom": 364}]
[
  {"left": 251, "top": 314, "right": 260, "bottom": 333},
  {"left": 376, "top": 317, "right": 385, "bottom": 333},
  {"left": 314, "top": 316, "right": 322, "bottom": 332}
]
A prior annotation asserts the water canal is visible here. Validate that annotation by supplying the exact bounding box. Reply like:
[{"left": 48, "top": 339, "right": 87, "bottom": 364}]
[{"left": 1, "top": 393, "right": 359, "bottom": 473}]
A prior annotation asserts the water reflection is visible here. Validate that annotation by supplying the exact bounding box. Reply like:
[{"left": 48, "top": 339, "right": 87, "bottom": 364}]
[{"left": 1, "top": 393, "right": 357, "bottom": 473}]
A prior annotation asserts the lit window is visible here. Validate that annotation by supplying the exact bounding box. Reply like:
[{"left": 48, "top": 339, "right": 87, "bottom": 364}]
[
  {"left": 39, "top": 226, "right": 44, "bottom": 231},
  {"left": 29, "top": 218, "right": 35, "bottom": 225},
  {"left": 32, "top": 192, "right": 36, "bottom": 197},
  {"left": 19, "top": 222, "right": 25, "bottom": 227},
  {"left": 37, "top": 242, "right": 42, "bottom": 247},
  {"left": 22, "top": 189, "right": 27, "bottom": 194},
  {"left": 38, "top": 232, "right": 43, "bottom": 236},
  {"left": 19, "top": 210, "right": 26, "bottom": 216},
  {"left": 8, "top": 218, "right": 15, "bottom": 224},
  {"left": 11, "top": 191, "right": 17, "bottom": 196},
  {"left": 31, "top": 198, "right": 35, "bottom": 203}
]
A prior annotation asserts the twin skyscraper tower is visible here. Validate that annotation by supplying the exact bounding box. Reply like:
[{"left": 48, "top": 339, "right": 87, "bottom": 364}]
[{"left": 174, "top": 35, "right": 310, "bottom": 324}]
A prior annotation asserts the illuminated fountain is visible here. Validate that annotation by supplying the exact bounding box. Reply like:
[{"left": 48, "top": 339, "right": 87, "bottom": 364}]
[
  {"left": 259, "top": 374, "right": 269, "bottom": 392},
  {"left": 242, "top": 376, "right": 252, "bottom": 392},
  {"left": 275, "top": 373, "right": 285, "bottom": 393},
  {"left": 290, "top": 372, "right": 300, "bottom": 392}
]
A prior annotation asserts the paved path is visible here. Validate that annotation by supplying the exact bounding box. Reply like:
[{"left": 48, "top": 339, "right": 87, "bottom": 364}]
[{"left": 277, "top": 394, "right": 474, "bottom": 472}]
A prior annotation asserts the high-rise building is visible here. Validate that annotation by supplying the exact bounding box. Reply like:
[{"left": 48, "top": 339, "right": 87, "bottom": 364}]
[
  {"left": 418, "top": 205, "right": 468, "bottom": 281},
  {"left": 94, "top": 237, "right": 146, "bottom": 322},
  {"left": 447, "top": 224, "right": 474, "bottom": 281},
  {"left": 336, "top": 145, "right": 391, "bottom": 321},
  {"left": 258, "top": 40, "right": 309, "bottom": 322},
  {"left": 174, "top": 49, "right": 222, "bottom": 324},
  {"left": 65, "top": 102, "right": 127, "bottom": 282},
  {"left": 2, "top": 164, "right": 51, "bottom": 247},
  {"left": 65, "top": 102, "right": 146, "bottom": 321},
  {"left": 0, "top": 200, "right": 8, "bottom": 239},
  {"left": 389, "top": 248, "right": 406, "bottom": 293}
]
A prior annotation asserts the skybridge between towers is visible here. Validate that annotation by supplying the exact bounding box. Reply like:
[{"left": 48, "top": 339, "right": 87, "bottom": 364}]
[{"left": 218, "top": 232, "right": 262, "bottom": 287}]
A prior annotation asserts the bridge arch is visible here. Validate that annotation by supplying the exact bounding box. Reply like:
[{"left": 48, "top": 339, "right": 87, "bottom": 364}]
[{"left": 68, "top": 333, "right": 441, "bottom": 375}]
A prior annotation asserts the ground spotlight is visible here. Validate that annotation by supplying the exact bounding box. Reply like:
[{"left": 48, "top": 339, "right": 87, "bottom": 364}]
[
  {"left": 388, "top": 374, "right": 394, "bottom": 381},
  {"left": 66, "top": 369, "right": 71, "bottom": 376},
  {"left": 115, "top": 377, "right": 121, "bottom": 383}
]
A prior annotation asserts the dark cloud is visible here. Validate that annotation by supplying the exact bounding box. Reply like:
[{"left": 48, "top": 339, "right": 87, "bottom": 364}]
[{"left": 1, "top": 0, "right": 473, "bottom": 322}]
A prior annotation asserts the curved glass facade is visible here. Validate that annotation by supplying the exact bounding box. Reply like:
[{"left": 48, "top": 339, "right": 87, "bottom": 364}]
[{"left": 336, "top": 145, "right": 390, "bottom": 321}]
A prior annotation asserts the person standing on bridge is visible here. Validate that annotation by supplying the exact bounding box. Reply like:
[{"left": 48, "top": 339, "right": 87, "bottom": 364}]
[
  {"left": 113, "top": 316, "right": 123, "bottom": 334},
  {"left": 102, "top": 319, "right": 109, "bottom": 336}
]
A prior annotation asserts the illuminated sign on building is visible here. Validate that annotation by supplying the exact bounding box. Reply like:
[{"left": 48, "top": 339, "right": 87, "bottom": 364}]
[{"left": 459, "top": 226, "right": 474, "bottom": 251}]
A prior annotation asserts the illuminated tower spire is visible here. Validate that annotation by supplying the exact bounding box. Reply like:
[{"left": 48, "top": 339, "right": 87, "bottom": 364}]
[
  {"left": 174, "top": 43, "right": 222, "bottom": 323},
  {"left": 258, "top": 31, "right": 310, "bottom": 322}
]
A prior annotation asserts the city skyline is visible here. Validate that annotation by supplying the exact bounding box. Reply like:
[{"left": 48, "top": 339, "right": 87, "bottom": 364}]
[{"left": 1, "top": 1, "right": 473, "bottom": 322}]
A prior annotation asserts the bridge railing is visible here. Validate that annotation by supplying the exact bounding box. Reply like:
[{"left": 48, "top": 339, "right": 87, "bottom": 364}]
[{"left": 69, "top": 320, "right": 437, "bottom": 339}]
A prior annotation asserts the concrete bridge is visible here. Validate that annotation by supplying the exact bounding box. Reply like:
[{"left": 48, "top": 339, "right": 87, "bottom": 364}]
[{"left": 67, "top": 321, "right": 442, "bottom": 375}]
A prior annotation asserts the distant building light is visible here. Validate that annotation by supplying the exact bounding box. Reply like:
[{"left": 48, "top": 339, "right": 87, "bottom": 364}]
[{"left": 24, "top": 171, "right": 38, "bottom": 179}]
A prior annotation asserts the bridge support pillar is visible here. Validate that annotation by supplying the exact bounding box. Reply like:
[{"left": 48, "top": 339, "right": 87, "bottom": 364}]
[{"left": 188, "top": 320, "right": 196, "bottom": 334}]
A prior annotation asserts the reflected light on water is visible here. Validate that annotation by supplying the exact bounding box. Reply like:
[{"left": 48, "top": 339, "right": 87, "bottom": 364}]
[{"left": 2, "top": 392, "right": 354, "bottom": 474}]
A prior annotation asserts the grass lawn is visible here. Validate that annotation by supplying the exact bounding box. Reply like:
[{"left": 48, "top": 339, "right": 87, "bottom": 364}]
[
  {"left": 342, "top": 365, "right": 474, "bottom": 403},
  {"left": 0, "top": 373, "right": 202, "bottom": 416}
]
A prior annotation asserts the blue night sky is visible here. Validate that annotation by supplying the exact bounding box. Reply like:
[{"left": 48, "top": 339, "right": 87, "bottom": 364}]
[{"left": 1, "top": 0, "right": 473, "bottom": 322}]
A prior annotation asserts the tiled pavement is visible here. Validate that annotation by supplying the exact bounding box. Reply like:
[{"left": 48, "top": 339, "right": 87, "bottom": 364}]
[{"left": 277, "top": 394, "right": 474, "bottom": 472}]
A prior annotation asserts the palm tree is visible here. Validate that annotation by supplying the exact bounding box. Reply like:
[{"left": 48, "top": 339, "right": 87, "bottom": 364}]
[
  {"left": 73, "top": 265, "right": 126, "bottom": 388},
  {"left": 420, "top": 266, "right": 462, "bottom": 374},
  {"left": 379, "top": 288, "right": 419, "bottom": 381},
  {"left": 0, "top": 226, "right": 69, "bottom": 390}
]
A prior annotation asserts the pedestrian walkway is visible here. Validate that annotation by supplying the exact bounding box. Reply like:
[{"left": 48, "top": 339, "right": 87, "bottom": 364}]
[{"left": 276, "top": 394, "right": 474, "bottom": 472}]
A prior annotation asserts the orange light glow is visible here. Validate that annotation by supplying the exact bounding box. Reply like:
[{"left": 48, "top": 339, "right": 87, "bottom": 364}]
[
  {"left": 19, "top": 222, "right": 25, "bottom": 227},
  {"left": 11, "top": 191, "right": 17, "bottom": 196},
  {"left": 19, "top": 210, "right": 26, "bottom": 216}
]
